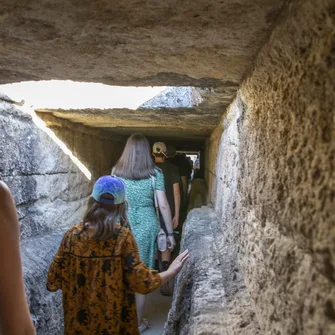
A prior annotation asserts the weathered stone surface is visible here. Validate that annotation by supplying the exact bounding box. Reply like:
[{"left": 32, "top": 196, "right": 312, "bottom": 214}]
[
  {"left": 0, "top": 100, "right": 125, "bottom": 240},
  {"left": 30, "top": 85, "right": 234, "bottom": 140},
  {"left": 21, "top": 232, "right": 65, "bottom": 334},
  {"left": 38, "top": 113, "right": 127, "bottom": 180},
  {"left": 0, "top": 100, "right": 126, "bottom": 333},
  {"left": 187, "top": 178, "right": 208, "bottom": 212},
  {"left": 165, "top": 207, "right": 261, "bottom": 335},
  {"left": 0, "top": 101, "right": 91, "bottom": 238},
  {"left": 0, "top": 0, "right": 285, "bottom": 90},
  {"left": 141, "top": 87, "right": 201, "bottom": 109},
  {"left": 0, "top": 1, "right": 333, "bottom": 334},
  {"left": 6, "top": 174, "right": 88, "bottom": 238},
  {"left": 0, "top": 0, "right": 287, "bottom": 140},
  {"left": 37, "top": 106, "right": 218, "bottom": 140},
  {"left": 206, "top": 0, "right": 335, "bottom": 333}
]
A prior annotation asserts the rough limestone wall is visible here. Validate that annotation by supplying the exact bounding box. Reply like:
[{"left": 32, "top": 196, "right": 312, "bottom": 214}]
[
  {"left": 187, "top": 178, "right": 208, "bottom": 212},
  {"left": 206, "top": 0, "right": 335, "bottom": 334},
  {"left": 205, "top": 121, "right": 222, "bottom": 203},
  {"left": 0, "top": 101, "right": 124, "bottom": 334},
  {"left": 165, "top": 207, "right": 261, "bottom": 335},
  {"left": 0, "top": 102, "right": 89, "bottom": 238},
  {"left": 37, "top": 112, "right": 126, "bottom": 182},
  {"left": 21, "top": 233, "right": 65, "bottom": 334}
]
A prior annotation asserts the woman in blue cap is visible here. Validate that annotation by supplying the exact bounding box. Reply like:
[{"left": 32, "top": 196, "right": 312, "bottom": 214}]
[
  {"left": 47, "top": 175, "right": 188, "bottom": 335},
  {"left": 112, "top": 134, "right": 176, "bottom": 330}
]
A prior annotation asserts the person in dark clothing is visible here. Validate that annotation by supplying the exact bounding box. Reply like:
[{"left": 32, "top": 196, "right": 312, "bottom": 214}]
[
  {"left": 153, "top": 142, "right": 181, "bottom": 229},
  {"left": 152, "top": 142, "right": 181, "bottom": 273},
  {"left": 172, "top": 153, "right": 192, "bottom": 206}
]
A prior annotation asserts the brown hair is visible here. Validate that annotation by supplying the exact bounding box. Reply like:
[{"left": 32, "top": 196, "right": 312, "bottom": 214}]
[
  {"left": 79, "top": 196, "right": 129, "bottom": 240},
  {"left": 113, "top": 134, "right": 159, "bottom": 180}
]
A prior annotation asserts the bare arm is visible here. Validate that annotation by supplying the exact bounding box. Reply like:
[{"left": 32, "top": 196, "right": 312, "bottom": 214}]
[
  {"left": 122, "top": 230, "right": 189, "bottom": 289},
  {"left": 0, "top": 182, "right": 35, "bottom": 335},
  {"left": 159, "top": 249, "right": 189, "bottom": 284},
  {"left": 172, "top": 183, "right": 180, "bottom": 228},
  {"left": 156, "top": 190, "right": 173, "bottom": 234}
]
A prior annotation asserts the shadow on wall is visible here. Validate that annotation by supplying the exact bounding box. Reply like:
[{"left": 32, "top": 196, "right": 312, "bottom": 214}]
[
  {"left": 0, "top": 98, "right": 92, "bottom": 238},
  {"left": 187, "top": 178, "right": 208, "bottom": 212},
  {"left": 36, "top": 111, "right": 126, "bottom": 182},
  {"left": 26, "top": 105, "right": 92, "bottom": 179},
  {"left": 1, "top": 96, "right": 127, "bottom": 238}
]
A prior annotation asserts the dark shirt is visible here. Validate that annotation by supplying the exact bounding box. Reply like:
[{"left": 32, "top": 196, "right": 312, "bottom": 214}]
[
  {"left": 156, "top": 161, "right": 180, "bottom": 213},
  {"left": 169, "top": 155, "right": 192, "bottom": 179}
]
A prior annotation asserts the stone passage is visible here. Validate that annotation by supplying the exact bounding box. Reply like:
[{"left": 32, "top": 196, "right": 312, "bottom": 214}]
[{"left": 0, "top": 0, "right": 334, "bottom": 334}]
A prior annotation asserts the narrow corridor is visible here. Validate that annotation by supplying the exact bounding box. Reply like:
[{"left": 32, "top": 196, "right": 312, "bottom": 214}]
[{"left": 0, "top": 0, "right": 334, "bottom": 334}]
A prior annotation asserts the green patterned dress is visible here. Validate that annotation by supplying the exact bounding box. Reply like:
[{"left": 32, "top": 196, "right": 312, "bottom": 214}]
[{"left": 119, "top": 169, "right": 165, "bottom": 269}]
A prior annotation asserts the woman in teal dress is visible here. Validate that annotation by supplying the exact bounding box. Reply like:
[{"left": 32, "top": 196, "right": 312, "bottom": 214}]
[{"left": 112, "top": 134, "right": 175, "bottom": 332}]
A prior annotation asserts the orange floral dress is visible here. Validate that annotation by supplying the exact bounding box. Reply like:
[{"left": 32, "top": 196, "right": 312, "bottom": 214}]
[{"left": 47, "top": 224, "right": 161, "bottom": 335}]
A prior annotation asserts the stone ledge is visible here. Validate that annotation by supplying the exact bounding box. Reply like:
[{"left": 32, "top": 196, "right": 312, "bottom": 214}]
[{"left": 165, "top": 207, "right": 260, "bottom": 335}]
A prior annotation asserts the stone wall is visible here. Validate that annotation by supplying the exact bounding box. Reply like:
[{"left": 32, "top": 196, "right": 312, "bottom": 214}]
[
  {"left": 205, "top": 119, "right": 222, "bottom": 204},
  {"left": 36, "top": 112, "right": 126, "bottom": 184},
  {"left": 205, "top": 0, "right": 335, "bottom": 334},
  {"left": 0, "top": 102, "right": 124, "bottom": 239},
  {"left": 0, "top": 100, "right": 125, "bottom": 333}
]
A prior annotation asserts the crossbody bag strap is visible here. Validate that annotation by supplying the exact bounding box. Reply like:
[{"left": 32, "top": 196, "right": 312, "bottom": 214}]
[
  {"left": 151, "top": 176, "right": 160, "bottom": 225},
  {"left": 151, "top": 175, "right": 158, "bottom": 208},
  {"left": 151, "top": 176, "right": 170, "bottom": 234}
]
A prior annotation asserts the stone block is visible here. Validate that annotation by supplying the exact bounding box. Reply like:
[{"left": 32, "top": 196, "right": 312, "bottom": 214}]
[{"left": 165, "top": 207, "right": 260, "bottom": 335}]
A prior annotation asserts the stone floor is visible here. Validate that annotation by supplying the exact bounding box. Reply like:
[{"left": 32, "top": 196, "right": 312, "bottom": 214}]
[{"left": 142, "top": 290, "right": 172, "bottom": 335}]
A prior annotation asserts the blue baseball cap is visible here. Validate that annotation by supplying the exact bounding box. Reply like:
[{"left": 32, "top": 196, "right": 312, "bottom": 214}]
[{"left": 91, "top": 175, "right": 126, "bottom": 205}]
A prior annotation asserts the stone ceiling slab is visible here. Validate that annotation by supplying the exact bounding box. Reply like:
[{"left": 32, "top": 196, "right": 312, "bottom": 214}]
[
  {"left": 0, "top": 0, "right": 286, "bottom": 88},
  {"left": 32, "top": 85, "right": 233, "bottom": 139},
  {"left": 1, "top": 0, "right": 287, "bottom": 140},
  {"left": 36, "top": 103, "right": 221, "bottom": 140}
]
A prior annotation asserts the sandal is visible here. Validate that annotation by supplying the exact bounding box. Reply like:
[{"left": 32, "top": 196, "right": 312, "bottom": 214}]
[{"left": 138, "top": 318, "right": 150, "bottom": 333}]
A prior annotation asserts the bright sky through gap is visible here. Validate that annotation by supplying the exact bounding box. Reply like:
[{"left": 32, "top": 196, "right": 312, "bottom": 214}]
[{"left": 0, "top": 80, "right": 167, "bottom": 110}]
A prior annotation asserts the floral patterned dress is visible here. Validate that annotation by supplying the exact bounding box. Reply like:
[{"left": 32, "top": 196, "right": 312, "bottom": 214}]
[
  {"left": 118, "top": 170, "right": 165, "bottom": 269},
  {"left": 47, "top": 224, "right": 161, "bottom": 335}
]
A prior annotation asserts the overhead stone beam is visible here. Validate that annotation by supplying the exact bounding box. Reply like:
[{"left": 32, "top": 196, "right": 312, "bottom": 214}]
[
  {"left": 37, "top": 108, "right": 219, "bottom": 139},
  {"left": 0, "top": 0, "right": 286, "bottom": 93}
]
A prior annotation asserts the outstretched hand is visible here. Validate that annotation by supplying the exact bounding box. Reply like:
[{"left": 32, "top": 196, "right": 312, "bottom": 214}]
[{"left": 168, "top": 249, "right": 189, "bottom": 276}]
